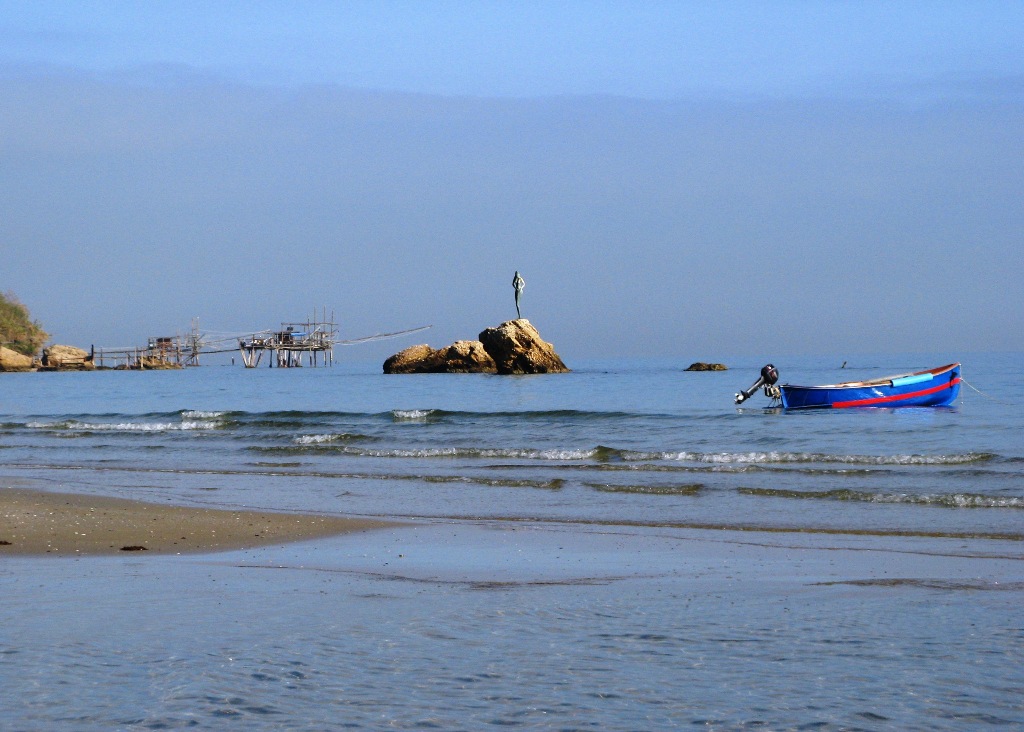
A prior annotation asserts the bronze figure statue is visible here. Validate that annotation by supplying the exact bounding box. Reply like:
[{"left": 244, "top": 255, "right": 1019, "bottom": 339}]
[{"left": 512, "top": 271, "right": 525, "bottom": 319}]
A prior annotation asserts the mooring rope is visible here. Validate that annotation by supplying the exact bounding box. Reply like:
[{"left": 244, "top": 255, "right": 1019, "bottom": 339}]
[{"left": 960, "top": 376, "right": 1011, "bottom": 405}]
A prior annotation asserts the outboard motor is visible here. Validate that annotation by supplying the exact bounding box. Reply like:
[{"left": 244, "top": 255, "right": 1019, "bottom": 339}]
[{"left": 735, "top": 364, "right": 779, "bottom": 404}]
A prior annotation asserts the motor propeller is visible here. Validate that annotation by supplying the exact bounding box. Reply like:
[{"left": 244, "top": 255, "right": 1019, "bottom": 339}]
[{"left": 734, "top": 364, "right": 779, "bottom": 404}]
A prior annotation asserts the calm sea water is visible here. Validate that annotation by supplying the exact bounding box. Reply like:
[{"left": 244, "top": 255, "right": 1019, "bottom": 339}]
[{"left": 2, "top": 353, "right": 1023, "bottom": 729}]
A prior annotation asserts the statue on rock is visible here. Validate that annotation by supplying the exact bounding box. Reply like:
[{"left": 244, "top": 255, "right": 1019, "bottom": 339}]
[
  {"left": 512, "top": 270, "right": 525, "bottom": 319},
  {"left": 383, "top": 271, "right": 570, "bottom": 375},
  {"left": 383, "top": 320, "right": 569, "bottom": 375}
]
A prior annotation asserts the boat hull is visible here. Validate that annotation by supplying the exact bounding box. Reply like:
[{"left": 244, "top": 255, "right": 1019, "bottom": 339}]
[{"left": 779, "top": 363, "right": 961, "bottom": 410}]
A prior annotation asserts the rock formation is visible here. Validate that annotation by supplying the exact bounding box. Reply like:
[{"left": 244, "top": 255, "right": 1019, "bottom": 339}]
[
  {"left": 41, "top": 344, "right": 94, "bottom": 370},
  {"left": 685, "top": 362, "right": 728, "bottom": 371},
  {"left": 383, "top": 341, "right": 497, "bottom": 374},
  {"left": 137, "top": 355, "right": 182, "bottom": 370},
  {"left": 478, "top": 320, "right": 569, "bottom": 374},
  {"left": 382, "top": 344, "right": 434, "bottom": 374},
  {"left": 384, "top": 319, "right": 568, "bottom": 375},
  {"left": 0, "top": 345, "right": 33, "bottom": 372}
]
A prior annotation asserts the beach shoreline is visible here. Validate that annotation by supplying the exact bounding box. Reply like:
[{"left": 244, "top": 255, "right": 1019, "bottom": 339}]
[{"left": 0, "top": 487, "right": 394, "bottom": 556}]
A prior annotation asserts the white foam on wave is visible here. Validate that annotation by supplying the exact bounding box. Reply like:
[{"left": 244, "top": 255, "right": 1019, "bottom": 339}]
[
  {"left": 26, "top": 408, "right": 229, "bottom": 432},
  {"left": 29, "top": 419, "right": 219, "bottom": 432},
  {"left": 640, "top": 450, "right": 988, "bottom": 465},
  {"left": 348, "top": 446, "right": 597, "bottom": 460},
  {"left": 101, "top": 420, "right": 219, "bottom": 431},
  {"left": 294, "top": 434, "right": 342, "bottom": 444},
  {"left": 356, "top": 446, "right": 461, "bottom": 458},
  {"left": 181, "top": 410, "right": 226, "bottom": 419},
  {"left": 469, "top": 447, "right": 597, "bottom": 460},
  {"left": 177, "top": 421, "right": 220, "bottom": 430},
  {"left": 391, "top": 409, "right": 435, "bottom": 421},
  {"left": 872, "top": 493, "right": 1024, "bottom": 508},
  {"left": 530, "top": 448, "right": 597, "bottom": 460}
]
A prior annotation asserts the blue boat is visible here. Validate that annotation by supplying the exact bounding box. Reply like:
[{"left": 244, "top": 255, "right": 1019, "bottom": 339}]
[{"left": 735, "top": 362, "right": 962, "bottom": 410}]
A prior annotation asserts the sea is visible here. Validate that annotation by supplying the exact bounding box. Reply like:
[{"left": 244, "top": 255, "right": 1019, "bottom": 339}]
[{"left": 2, "top": 353, "right": 1022, "bottom": 730}]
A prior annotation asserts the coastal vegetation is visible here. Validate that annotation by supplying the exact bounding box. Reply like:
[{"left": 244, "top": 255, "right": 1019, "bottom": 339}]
[{"left": 0, "top": 291, "right": 48, "bottom": 357}]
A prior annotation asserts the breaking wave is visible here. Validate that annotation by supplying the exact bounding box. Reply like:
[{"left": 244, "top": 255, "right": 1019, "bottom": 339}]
[
  {"left": 622, "top": 451, "right": 996, "bottom": 466},
  {"left": 293, "top": 433, "right": 372, "bottom": 444},
  {"left": 248, "top": 443, "right": 996, "bottom": 467},
  {"left": 249, "top": 445, "right": 603, "bottom": 460},
  {"left": 391, "top": 409, "right": 436, "bottom": 421},
  {"left": 180, "top": 410, "right": 228, "bottom": 420},
  {"left": 27, "top": 419, "right": 222, "bottom": 432}
]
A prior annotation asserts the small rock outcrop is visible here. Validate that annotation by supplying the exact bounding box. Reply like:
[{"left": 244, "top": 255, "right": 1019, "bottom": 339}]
[
  {"left": 384, "top": 319, "right": 568, "bottom": 375},
  {"left": 136, "top": 356, "right": 181, "bottom": 370},
  {"left": 478, "top": 320, "right": 569, "bottom": 375},
  {"left": 685, "top": 362, "right": 728, "bottom": 371},
  {"left": 0, "top": 345, "right": 34, "bottom": 372},
  {"left": 384, "top": 341, "right": 497, "bottom": 374},
  {"left": 41, "top": 344, "right": 94, "bottom": 370}
]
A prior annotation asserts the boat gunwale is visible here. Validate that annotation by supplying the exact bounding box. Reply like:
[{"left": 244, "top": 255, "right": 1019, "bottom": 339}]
[{"left": 781, "top": 362, "right": 960, "bottom": 391}]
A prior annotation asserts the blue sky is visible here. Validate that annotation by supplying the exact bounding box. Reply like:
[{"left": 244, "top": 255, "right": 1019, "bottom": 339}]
[
  {"left": 5, "top": 1, "right": 1023, "bottom": 98},
  {"left": 2, "top": 2, "right": 1022, "bottom": 359}
]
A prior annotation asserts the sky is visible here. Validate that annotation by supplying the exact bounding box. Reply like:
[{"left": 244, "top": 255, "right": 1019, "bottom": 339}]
[{"left": 2, "top": 1, "right": 1022, "bottom": 361}]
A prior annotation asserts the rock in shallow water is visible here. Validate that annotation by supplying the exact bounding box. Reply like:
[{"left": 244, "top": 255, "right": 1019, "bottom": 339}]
[
  {"left": 384, "top": 319, "right": 568, "bottom": 375},
  {"left": 478, "top": 319, "right": 569, "bottom": 375},
  {"left": 383, "top": 341, "right": 497, "bottom": 374},
  {"left": 685, "top": 362, "right": 728, "bottom": 371}
]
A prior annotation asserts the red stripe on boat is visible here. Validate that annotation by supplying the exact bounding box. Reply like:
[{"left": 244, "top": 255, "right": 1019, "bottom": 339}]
[{"left": 833, "top": 377, "right": 961, "bottom": 408}]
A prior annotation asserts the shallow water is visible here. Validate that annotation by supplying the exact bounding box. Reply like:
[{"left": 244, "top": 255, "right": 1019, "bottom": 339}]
[{"left": 2, "top": 353, "right": 1023, "bottom": 729}]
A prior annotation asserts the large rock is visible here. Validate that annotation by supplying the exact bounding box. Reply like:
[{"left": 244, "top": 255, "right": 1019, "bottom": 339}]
[
  {"left": 478, "top": 319, "right": 569, "bottom": 375},
  {"left": 0, "top": 345, "right": 34, "bottom": 372},
  {"left": 436, "top": 340, "right": 498, "bottom": 373},
  {"left": 41, "top": 344, "right": 94, "bottom": 370},
  {"left": 383, "top": 344, "right": 435, "bottom": 374},
  {"left": 384, "top": 320, "right": 569, "bottom": 375},
  {"left": 383, "top": 341, "right": 497, "bottom": 374}
]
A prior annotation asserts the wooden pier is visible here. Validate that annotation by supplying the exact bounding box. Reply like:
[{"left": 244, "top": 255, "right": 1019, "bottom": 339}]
[
  {"left": 93, "top": 319, "right": 202, "bottom": 369},
  {"left": 238, "top": 312, "right": 338, "bottom": 368},
  {"left": 91, "top": 310, "right": 428, "bottom": 369},
  {"left": 93, "top": 341, "right": 183, "bottom": 369}
]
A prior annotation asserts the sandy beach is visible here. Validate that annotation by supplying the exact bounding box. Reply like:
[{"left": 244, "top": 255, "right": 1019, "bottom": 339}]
[{"left": 0, "top": 488, "right": 392, "bottom": 556}]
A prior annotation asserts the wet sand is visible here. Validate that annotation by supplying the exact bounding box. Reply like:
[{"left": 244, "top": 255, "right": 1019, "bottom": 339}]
[{"left": 0, "top": 488, "right": 392, "bottom": 556}]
